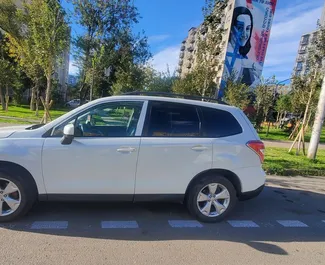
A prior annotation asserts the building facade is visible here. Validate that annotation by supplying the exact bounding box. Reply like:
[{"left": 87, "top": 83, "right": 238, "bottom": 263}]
[
  {"left": 293, "top": 1, "right": 325, "bottom": 77},
  {"left": 177, "top": 0, "right": 234, "bottom": 83}
]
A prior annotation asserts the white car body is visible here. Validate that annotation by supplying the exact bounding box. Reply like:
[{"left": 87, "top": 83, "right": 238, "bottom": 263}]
[{"left": 0, "top": 96, "right": 265, "bottom": 201}]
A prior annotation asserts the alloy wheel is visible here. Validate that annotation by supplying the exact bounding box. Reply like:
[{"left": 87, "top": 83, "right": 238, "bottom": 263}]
[
  {"left": 196, "top": 183, "right": 230, "bottom": 217},
  {"left": 0, "top": 178, "right": 21, "bottom": 217}
]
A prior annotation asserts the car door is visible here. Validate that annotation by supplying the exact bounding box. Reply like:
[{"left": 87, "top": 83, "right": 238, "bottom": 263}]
[
  {"left": 42, "top": 100, "right": 146, "bottom": 198},
  {"left": 134, "top": 101, "right": 213, "bottom": 198}
]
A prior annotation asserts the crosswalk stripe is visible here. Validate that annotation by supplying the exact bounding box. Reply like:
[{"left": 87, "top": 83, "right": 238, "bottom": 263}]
[
  {"left": 31, "top": 221, "right": 68, "bottom": 230},
  {"left": 101, "top": 221, "right": 139, "bottom": 229},
  {"left": 277, "top": 220, "right": 308, "bottom": 227},
  {"left": 168, "top": 220, "right": 203, "bottom": 228},
  {"left": 227, "top": 220, "right": 259, "bottom": 228}
]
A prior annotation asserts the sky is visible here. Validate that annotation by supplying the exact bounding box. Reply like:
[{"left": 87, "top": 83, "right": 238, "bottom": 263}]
[{"left": 67, "top": 0, "right": 325, "bottom": 82}]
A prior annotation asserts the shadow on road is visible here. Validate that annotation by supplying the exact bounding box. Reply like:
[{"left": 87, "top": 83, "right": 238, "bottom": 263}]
[{"left": 1, "top": 186, "right": 325, "bottom": 256}]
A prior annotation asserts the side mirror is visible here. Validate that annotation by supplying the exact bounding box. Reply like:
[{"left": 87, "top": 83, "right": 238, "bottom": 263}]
[{"left": 61, "top": 124, "right": 75, "bottom": 145}]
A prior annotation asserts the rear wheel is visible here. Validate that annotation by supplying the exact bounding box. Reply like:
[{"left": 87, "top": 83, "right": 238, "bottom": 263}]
[
  {"left": 187, "top": 175, "right": 237, "bottom": 223},
  {"left": 0, "top": 172, "right": 37, "bottom": 222}
]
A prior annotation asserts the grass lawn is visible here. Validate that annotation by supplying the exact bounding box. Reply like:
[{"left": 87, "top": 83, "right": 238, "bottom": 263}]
[
  {"left": 263, "top": 147, "right": 325, "bottom": 176},
  {"left": 0, "top": 105, "right": 68, "bottom": 123},
  {"left": 259, "top": 127, "right": 325, "bottom": 144}
]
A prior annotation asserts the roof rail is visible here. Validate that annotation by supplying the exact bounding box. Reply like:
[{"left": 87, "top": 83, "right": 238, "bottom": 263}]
[{"left": 122, "top": 91, "right": 228, "bottom": 105}]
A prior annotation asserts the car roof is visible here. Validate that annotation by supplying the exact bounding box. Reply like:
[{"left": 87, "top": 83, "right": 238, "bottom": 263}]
[{"left": 93, "top": 95, "right": 238, "bottom": 112}]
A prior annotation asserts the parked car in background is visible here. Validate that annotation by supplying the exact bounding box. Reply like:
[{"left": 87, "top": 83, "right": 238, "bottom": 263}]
[
  {"left": 65, "top": 99, "right": 80, "bottom": 108},
  {"left": 0, "top": 94, "right": 265, "bottom": 223},
  {"left": 66, "top": 99, "right": 89, "bottom": 108}
]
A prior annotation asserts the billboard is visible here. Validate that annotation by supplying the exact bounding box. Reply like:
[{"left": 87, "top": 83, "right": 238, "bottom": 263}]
[{"left": 218, "top": 0, "right": 278, "bottom": 98}]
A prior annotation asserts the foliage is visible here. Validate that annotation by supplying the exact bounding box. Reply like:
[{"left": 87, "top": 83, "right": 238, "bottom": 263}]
[
  {"left": 263, "top": 147, "right": 325, "bottom": 176},
  {"left": 276, "top": 94, "right": 292, "bottom": 114},
  {"left": 224, "top": 78, "right": 250, "bottom": 109},
  {"left": 290, "top": 74, "right": 322, "bottom": 115},
  {"left": 24, "top": 0, "right": 69, "bottom": 108},
  {"left": 254, "top": 76, "right": 277, "bottom": 129},
  {"left": 71, "top": 0, "right": 151, "bottom": 100},
  {"left": 146, "top": 68, "right": 177, "bottom": 93}
]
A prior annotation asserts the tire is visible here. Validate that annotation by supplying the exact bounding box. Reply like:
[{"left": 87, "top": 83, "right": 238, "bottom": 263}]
[
  {"left": 186, "top": 175, "right": 237, "bottom": 223},
  {"left": 0, "top": 172, "right": 37, "bottom": 222}
]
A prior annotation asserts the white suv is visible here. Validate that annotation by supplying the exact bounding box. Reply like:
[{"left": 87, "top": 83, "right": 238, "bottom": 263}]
[{"left": 0, "top": 95, "right": 265, "bottom": 223}]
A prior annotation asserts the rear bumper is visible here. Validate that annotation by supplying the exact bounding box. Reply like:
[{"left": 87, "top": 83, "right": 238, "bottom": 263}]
[{"left": 238, "top": 184, "right": 264, "bottom": 201}]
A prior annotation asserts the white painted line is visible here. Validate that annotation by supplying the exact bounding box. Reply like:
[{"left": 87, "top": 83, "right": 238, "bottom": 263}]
[
  {"left": 227, "top": 220, "right": 259, "bottom": 228},
  {"left": 322, "top": 220, "right": 325, "bottom": 223},
  {"left": 168, "top": 220, "right": 203, "bottom": 228},
  {"left": 31, "top": 221, "right": 68, "bottom": 230},
  {"left": 101, "top": 221, "right": 139, "bottom": 229},
  {"left": 277, "top": 220, "right": 308, "bottom": 227}
]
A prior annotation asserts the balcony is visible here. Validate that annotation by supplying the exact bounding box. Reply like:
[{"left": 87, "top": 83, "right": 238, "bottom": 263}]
[
  {"left": 178, "top": 59, "right": 183, "bottom": 66},
  {"left": 297, "top": 55, "right": 305, "bottom": 62},
  {"left": 187, "top": 46, "right": 194, "bottom": 52},
  {"left": 179, "top": 52, "right": 184, "bottom": 58},
  {"left": 180, "top": 45, "right": 186, "bottom": 51},
  {"left": 190, "top": 38, "right": 195, "bottom": 44},
  {"left": 188, "top": 54, "right": 193, "bottom": 61},
  {"left": 186, "top": 62, "right": 192, "bottom": 69},
  {"left": 298, "top": 46, "right": 307, "bottom": 54}
]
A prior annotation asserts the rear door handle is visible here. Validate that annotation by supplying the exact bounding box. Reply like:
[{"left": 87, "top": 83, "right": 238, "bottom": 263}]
[
  {"left": 117, "top": 147, "right": 136, "bottom": 153},
  {"left": 191, "top": 145, "right": 209, "bottom": 151}
]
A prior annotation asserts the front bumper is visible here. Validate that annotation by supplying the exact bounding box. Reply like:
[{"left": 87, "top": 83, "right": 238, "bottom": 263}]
[{"left": 238, "top": 184, "right": 264, "bottom": 201}]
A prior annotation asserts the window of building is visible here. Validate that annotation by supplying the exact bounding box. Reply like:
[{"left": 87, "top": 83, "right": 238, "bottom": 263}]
[
  {"left": 301, "top": 35, "right": 309, "bottom": 44},
  {"left": 145, "top": 102, "right": 200, "bottom": 137},
  {"left": 296, "top": 62, "right": 303, "bottom": 71},
  {"left": 200, "top": 107, "right": 242, "bottom": 138}
]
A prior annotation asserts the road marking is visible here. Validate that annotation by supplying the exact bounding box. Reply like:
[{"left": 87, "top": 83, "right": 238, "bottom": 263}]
[
  {"left": 277, "top": 220, "right": 308, "bottom": 227},
  {"left": 322, "top": 220, "right": 325, "bottom": 223},
  {"left": 31, "top": 221, "right": 68, "bottom": 230},
  {"left": 168, "top": 220, "right": 203, "bottom": 228},
  {"left": 227, "top": 220, "right": 259, "bottom": 228},
  {"left": 101, "top": 221, "right": 139, "bottom": 229}
]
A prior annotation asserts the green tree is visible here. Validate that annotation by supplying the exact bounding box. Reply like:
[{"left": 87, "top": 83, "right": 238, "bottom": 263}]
[
  {"left": 71, "top": 0, "right": 150, "bottom": 100},
  {"left": 275, "top": 94, "right": 292, "bottom": 122},
  {"left": 254, "top": 77, "right": 276, "bottom": 130},
  {"left": 25, "top": 0, "right": 69, "bottom": 121},
  {"left": 146, "top": 67, "right": 177, "bottom": 93},
  {"left": 224, "top": 78, "right": 250, "bottom": 109}
]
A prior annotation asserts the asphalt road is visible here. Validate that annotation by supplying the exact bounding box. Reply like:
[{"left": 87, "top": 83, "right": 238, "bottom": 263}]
[{"left": 0, "top": 176, "right": 324, "bottom": 265}]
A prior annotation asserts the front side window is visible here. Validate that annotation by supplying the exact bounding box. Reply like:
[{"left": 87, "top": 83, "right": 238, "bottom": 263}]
[
  {"left": 145, "top": 102, "right": 200, "bottom": 137},
  {"left": 200, "top": 107, "right": 242, "bottom": 138},
  {"left": 51, "top": 101, "right": 143, "bottom": 137}
]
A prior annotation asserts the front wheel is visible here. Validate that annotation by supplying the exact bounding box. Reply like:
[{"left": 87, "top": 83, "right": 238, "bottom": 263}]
[
  {"left": 187, "top": 175, "right": 237, "bottom": 223},
  {"left": 0, "top": 173, "right": 36, "bottom": 222}
]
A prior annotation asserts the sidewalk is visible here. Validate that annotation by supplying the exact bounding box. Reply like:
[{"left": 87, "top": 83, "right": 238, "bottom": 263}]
[
  {"left": 263, "top": 140, "right": 325, "bottom": 150},
  {"left": 266, "top": 175, "right": 325, "bottom": 195}
]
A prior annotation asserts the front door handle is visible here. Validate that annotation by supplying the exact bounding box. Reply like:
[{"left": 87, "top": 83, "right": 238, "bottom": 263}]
[
  {"left": 117, "top": 147, "right": 136, "bottom": 153},
  {"left": 191, "top": 145, "right": 209, "bottom": 151}
]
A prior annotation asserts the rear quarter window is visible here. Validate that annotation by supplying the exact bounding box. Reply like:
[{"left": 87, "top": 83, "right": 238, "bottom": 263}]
[{"left": 200, "top": 107, "right": 243, "bottom": 138}]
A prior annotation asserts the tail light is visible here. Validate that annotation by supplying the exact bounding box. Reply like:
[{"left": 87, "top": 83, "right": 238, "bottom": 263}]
[{"left": 246, "top": 140, "right": 265, "bottom": 163}]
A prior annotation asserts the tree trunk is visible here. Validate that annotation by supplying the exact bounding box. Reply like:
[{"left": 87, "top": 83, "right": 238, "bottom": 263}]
[
  {"left": 307, "top": 75, "right": 325, "bottom": 160},
  {"left": 30, "top": 85, "right": 36, "bottom": 111},
  {"left": 36, "top": 87, "right": 39, "bottom": 117},
  {"left": 0, "top": 85, "right": 5, "bottom": 111},
  {"left": 44, "top": 73, "right": 52, "bottom": 123},
  {"left": 5, "top": 83, "right": 9, "bottom": 112}
]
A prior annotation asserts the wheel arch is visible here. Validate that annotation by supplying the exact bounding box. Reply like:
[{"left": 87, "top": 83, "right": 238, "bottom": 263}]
[
  {"left": 185, "top": 169, "right": 242, "bottom": 201},
  {"left": 0, "top": 161, "right": 39, "bottom": 195}
]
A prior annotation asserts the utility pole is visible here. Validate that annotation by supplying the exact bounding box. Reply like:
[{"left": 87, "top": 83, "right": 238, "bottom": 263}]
[{"left": 307, "top": 75, "right": 325, "bottom": 159}]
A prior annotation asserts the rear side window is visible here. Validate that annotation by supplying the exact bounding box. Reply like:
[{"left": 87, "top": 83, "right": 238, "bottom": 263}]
[
  {"left": 200, "top": 107, "right": 242, "bottom": 138},
  {"left": 145, "top": 102, "right": 200, "bottom": 137}
]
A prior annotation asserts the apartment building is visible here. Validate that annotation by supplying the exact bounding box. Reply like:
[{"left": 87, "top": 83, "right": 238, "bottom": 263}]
[{"left": 293, "top": 1, "right": 325, "bottom": 77}]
